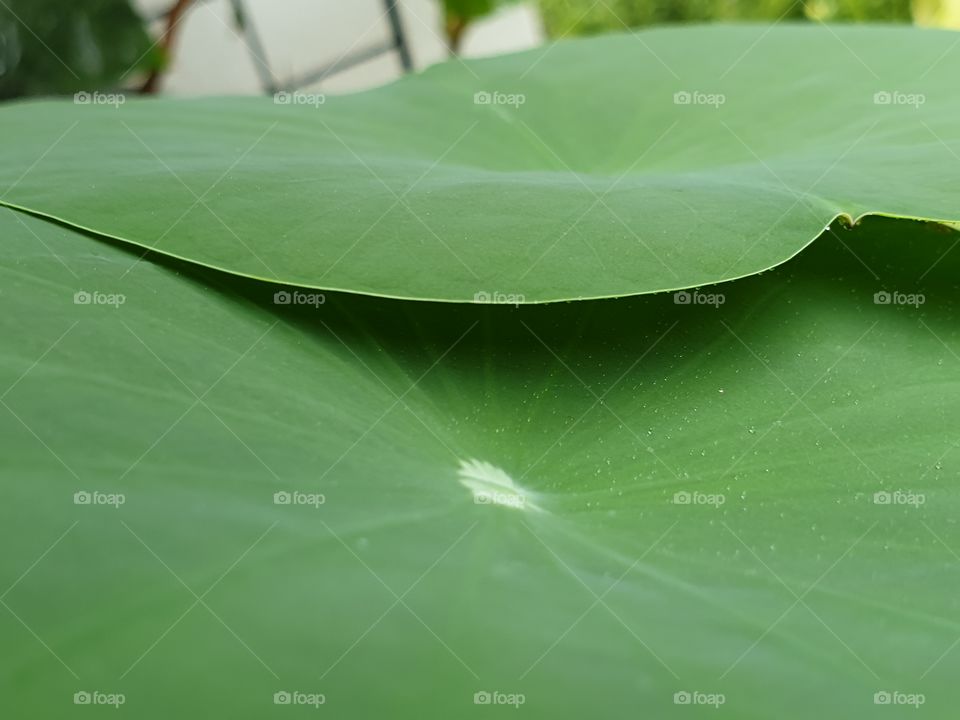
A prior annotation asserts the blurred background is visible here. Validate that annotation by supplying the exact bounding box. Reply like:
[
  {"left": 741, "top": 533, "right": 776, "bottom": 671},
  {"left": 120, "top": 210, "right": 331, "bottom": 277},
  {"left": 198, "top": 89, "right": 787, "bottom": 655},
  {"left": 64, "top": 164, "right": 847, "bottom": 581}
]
[{"left": 1, "top": 0, "right": 958, "bottom": 101}]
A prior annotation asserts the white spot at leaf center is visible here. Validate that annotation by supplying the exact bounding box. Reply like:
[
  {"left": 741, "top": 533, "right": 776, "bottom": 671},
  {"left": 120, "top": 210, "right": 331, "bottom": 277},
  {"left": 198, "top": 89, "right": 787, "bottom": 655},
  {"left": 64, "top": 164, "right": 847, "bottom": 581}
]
[{"left": 458, "top": 459, "right": 533, "bottom": 511}]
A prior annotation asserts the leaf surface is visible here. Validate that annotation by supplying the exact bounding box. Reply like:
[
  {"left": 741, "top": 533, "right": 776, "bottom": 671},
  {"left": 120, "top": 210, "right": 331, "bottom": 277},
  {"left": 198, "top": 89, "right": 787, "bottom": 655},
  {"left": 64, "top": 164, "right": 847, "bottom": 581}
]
[{"left": 3, "top": 209, "right": 960, "bottom": 717}]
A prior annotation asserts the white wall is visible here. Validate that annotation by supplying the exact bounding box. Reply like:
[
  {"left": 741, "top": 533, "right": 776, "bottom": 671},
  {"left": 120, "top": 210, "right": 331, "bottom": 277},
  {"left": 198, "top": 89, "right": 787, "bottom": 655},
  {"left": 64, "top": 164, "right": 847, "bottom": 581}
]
[{"left": 132, "top": 0, "right": 545, "bottom": 96}]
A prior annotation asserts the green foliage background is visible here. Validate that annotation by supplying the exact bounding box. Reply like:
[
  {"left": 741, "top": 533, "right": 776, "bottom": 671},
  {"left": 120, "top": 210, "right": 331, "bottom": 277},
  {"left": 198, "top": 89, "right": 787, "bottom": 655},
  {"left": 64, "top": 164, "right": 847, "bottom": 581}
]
[
  {"left": 538, "top": 0, "right": 917, "bottom": 36},
  {"left": 0, "top": 0, "right": 944, "bottom": 99},
  {"left": 0, "top": 0, "right": 159, "bottom": 100}
]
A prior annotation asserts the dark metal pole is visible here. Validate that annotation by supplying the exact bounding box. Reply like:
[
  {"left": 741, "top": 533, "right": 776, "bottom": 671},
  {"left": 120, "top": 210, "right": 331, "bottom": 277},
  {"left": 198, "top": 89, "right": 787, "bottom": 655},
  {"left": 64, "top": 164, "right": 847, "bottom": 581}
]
[
  {"left": 230, "top": 0, "right": 278, "bottom": 94},
  {"left": 384, "top": 0, "right": 413, "bottom": 72}
]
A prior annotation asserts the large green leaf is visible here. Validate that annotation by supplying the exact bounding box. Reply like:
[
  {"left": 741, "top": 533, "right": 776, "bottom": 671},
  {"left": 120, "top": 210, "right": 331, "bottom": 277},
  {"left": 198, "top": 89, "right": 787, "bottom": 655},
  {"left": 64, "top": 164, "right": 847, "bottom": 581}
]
[
  {"left": 1, "top": 24, "right": 958, "bottom": 302},
  {"left": 3, "top": 206, "right": 960, "bottom": 717}
]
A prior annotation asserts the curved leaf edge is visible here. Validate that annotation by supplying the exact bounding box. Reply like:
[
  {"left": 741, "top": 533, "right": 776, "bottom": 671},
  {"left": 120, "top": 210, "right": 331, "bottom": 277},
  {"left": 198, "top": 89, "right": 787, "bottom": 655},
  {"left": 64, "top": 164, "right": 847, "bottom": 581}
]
[{"left": 2, "top": 202, "right": 957, "bottom": 305}]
